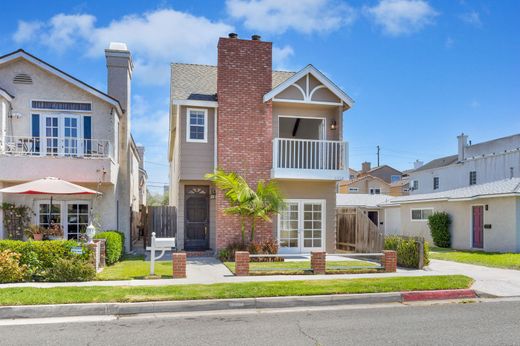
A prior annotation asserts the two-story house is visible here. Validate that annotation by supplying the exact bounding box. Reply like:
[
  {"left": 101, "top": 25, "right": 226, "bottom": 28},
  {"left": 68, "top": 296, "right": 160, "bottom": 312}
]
[
  {"left": 168, "top": 34, "right": 353, "bottom": 254},
  {"left": 338, "top": 162, "right": 407, "bottom": 196},
  {"left": 0, "top": 43, "right": 146, "bottom": 249}
]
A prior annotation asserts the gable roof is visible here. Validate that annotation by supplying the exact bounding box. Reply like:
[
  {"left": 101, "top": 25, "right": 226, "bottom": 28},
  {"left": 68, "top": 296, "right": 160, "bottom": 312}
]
[
  {"left": 343, "top": 174, "right": 391, "bottom": 187},
  {"left": 0, "top": 49, "right": 123, "bottom": 114},
  {"left": 367, "top": 164, "right": 402, "bottom": 175},
  {"left": 387, "top": 178, "right": 520, "bottom": 204},
  {"left": 263, "top": 64, "right": 354, "bottom": 108},
  {"left": 170, "top": 63, "right": 296, "bottom": 101},
  {"left": 412, "top": 154, "right": 458, "bottom": 173}
]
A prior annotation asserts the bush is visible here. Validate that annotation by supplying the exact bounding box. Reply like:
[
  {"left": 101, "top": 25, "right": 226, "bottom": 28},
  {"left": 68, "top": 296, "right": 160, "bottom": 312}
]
[
  {"left": 0, "top": 250, "right": 28, "bottom": 283},
  {"left": 428, "top": 212, "right": 451, "bottom": 248},
  {"left": 94, "top": 231, "right": 125, "bottom": 265},
  {"left": 0, "top": 240, "right": 91, "bottom": 281},
  {"left": 218, "top": 239, "right": 280, "bottom": 262},
  {"left": 46, "top": 258, "right": 96, "bottom": 282},
  {"left": 385, "top": 235, "right": 429, "bottom": 269}
]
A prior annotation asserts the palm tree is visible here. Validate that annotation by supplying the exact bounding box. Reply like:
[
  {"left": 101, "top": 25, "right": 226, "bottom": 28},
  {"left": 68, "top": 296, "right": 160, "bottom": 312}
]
[{"left": 247, "top": 180, "right": 285, "bottom": 241}]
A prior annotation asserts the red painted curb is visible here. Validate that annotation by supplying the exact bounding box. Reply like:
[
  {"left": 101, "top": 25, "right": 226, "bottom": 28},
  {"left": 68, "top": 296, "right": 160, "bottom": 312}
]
[{"left": 402, "top": 289, "right": 477, "bottom": 302}]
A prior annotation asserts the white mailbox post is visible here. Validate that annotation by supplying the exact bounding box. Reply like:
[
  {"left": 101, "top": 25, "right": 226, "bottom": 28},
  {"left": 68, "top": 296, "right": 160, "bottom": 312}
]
[{"left": 147, "top": 232, "right": 176, "bottom": 276}]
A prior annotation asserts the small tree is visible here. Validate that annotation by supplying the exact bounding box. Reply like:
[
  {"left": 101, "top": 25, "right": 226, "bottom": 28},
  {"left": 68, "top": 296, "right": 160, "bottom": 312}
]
[{"left": 428, "top": 212, "right": 451, "bottom": 248}]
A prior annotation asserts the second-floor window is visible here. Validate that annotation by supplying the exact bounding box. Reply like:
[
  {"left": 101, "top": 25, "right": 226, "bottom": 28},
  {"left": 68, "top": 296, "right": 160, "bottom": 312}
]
[
  {"left": 369, "top": 188, "right": 381, "bottom": 195},
  {"left": 186, "top": 108, "right": 207, "bottom": 143},
  {"left": 433, "top": 177, "right": 439, "bottom": 190},
  {"left": 391, "top": 175, "right": 401, "bottom": 183},
  {"left": 469, "top": 171, "right": 477, "bottom": 185},
  {"left": 412, "top": 180, "right": 419, "bottom": 191}
]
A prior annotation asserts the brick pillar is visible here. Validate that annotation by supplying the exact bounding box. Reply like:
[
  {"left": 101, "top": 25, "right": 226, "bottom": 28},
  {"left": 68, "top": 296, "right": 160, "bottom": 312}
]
[
  {"left": 172, "top": 252, "right": 187, "bottom": 278},
  {"left": 93, "top": 239, "right": 106, "bottom": 268},
  {"left": 235, "top": 251, "right": 250, "bottom": 276},
  {"left": 383, "top": 250, "right": 397, "bottom": 273},
  {"left": 311, "top": 252, "right": 326, "bottom": 275}
]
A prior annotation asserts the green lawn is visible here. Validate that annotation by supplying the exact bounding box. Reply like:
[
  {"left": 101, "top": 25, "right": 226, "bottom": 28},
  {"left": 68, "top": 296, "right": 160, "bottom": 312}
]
[
  {"left": 97, "top": 258, "right": 173, "bottom": 280},
  {"left": 430, "top": 247, "right": 520, "bottom": 270},
  {"left": 224, "top": 260, "right": 381, "bottom": 275},
  {"left": 0, "top": 275, "right": 472, "bottom": 306}
]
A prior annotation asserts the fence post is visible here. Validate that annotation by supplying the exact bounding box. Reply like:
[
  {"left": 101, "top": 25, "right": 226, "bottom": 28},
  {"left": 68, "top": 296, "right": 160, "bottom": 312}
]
[
  {"left": 172, "top": 252, "right": 187, "bottom": 278},
  {"left": 235, "top": 251, "right": 250, "bottom": 276},
  {"left": 311, "top": 251, "right": 326, "bottom": 275},
  {"left": 383, "top": 250, "right": 397, "bottom": 273}
]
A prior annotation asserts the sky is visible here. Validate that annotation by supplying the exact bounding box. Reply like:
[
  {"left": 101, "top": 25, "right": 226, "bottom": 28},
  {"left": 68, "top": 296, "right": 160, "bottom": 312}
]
[{"left": 1, "top": 0, "right": 519, "bottom": 193}]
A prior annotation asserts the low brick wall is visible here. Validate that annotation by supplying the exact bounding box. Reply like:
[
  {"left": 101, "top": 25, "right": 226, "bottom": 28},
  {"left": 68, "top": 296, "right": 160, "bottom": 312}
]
[
  {"left": 383, "top": 250, "right": 397, "bottom": 273},
  {"left": 311, "top": 252, "right": 326, "bottom": 275},
  {"left": 172, "top": 252, "right": 187, "bottom": 278},
  {"left": 235, "top": 251, "right": 250, "bottom": 276}
]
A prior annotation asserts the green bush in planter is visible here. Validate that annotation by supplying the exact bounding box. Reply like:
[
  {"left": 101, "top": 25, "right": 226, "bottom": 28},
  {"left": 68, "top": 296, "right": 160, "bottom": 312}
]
[
  {"left": 94, "top": 231, "right": 125, "bottom": 265},
  {"left": 385, "top": 235, "right": 429, "bottom": 268},
  {"left": 428, "top": 212, "right": 451, "bottom": 248}
]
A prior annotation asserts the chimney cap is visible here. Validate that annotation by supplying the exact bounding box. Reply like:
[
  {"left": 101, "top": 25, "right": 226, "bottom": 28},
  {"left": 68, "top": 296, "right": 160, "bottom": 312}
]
[
  {"left": 108, "top": 42, "right": 129, "bottom": 51},
  {"left": 228, "top": 33, "right": 238, "bottom": 39},
  {"left": 251, "top": 34, "right": 261, "bottom": 41}
]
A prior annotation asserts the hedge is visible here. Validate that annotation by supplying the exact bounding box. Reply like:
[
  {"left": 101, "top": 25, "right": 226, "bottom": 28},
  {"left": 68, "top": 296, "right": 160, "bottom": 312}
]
[
  {"left": 428, "top": 212, "right": 451, "bottom": 248},
  {"left": 94, "top": 230, "right": 125, "bottom": 265},
  {"left": 0, "top": 240, "right": 92, "bottom": 282},
  {"left": 385, "top": 235, "right": 430, "bottom": 269}
]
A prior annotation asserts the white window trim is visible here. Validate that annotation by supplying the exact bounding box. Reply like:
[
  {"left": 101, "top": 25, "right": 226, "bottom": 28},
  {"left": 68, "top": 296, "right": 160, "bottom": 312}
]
[
  {"left": 410, "top": 208, "right": 434, "bottom": 222},
  {"left": 186, "top": 108, "right": 208, "bottom": 143}
]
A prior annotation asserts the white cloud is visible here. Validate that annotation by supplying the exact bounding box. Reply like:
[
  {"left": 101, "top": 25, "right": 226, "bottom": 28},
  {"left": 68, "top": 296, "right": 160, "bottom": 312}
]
[
  {"left": 132, "top": 95, "right": 170, "bottom": 143},
  {"left": 13, "top": 9, "right": 234, "bottom": 85},
  {"left": 273, "top": 45, "right": 294, "bottom": 70},
  {"left": 365, "top": 0, "right": 438, "bottom": 36},
  {"left": 13, "top": 21, "right": 43, "bottom": 43},
  {"left": 460, "top": 10, "right": 481, "bottom": 26},
  {"left": 226, "top": 0, "right": 356, "bottom": 34}
]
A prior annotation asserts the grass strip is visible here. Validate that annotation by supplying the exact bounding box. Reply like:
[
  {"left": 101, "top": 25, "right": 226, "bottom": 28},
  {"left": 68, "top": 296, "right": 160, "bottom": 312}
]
[
  {"left": 430, "top": 247, "right": 520, "bottom": 270},
  {"left": 0, "top": 275, "right": 472, "bottom": 306},
  {"left": 224, "top": 260, "right": 379, "bottom": 275}
]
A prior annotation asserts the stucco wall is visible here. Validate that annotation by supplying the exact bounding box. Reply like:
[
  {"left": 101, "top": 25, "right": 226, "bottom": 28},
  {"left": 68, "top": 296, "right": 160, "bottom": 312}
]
[{"left": 384, "top": 206, "right": 401, "bottom": 235}]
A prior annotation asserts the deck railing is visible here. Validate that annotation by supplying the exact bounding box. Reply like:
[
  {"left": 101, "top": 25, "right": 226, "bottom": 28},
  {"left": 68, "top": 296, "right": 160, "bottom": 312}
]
[
  {"left": 273, "top": 138, "right": 347, "bottom": 171},
  {"left": 0, "top": 136, "right": 112, "bottom": 159}
]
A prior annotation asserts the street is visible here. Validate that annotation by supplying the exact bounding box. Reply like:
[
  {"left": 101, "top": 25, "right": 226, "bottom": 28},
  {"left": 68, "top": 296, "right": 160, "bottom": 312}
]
[{"left": 1, "top": 299, "right": 520, "bottom": 345}]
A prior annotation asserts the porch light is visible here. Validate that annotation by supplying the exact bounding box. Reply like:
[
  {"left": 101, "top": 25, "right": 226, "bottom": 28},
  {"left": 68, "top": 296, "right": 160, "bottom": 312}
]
[
  {"left": 86, "top": 222, "right": 96, "bottom": 244},
  {"left": 210, "top": 188, "right": 216, "bottom": 199},
  {"left": 330, "top": 120, "right": 337, "bottom": 130}
]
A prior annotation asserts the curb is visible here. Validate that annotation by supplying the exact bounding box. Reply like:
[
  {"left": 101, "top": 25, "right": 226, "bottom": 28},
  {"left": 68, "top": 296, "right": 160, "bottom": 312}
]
[{"left": 0, "top": 289, "right": 478, "bottom": 320}]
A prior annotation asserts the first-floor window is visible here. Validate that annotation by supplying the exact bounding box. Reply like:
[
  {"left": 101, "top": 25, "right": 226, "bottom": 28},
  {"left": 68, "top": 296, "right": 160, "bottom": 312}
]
[
  {"left": 349, "top": 187, "right": 359, "bottom": 192},
  {"left": 38, "top": 203, "right": 61, "bottom": 227},
  {"left": 187, "top": 108, "right": 207, "bottom": 142},
  {"left": 411, "top": 208, "right": 433, "bottom": 221},
  {"left": 369, "top": 188, "right": 381, "bottom": 195}
]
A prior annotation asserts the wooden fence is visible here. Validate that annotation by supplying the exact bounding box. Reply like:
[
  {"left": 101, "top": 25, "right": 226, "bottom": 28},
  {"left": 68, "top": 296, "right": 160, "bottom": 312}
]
[
  {"left": 336, "top": 208, "right": 384, "bottom": 253},
  {"left": 130, "top": 205, "right": 177, "bottom": 250}
]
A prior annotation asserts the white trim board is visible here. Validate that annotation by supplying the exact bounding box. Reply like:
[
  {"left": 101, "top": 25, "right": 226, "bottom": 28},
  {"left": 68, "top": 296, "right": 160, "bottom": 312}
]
[{"left": 186, "top": 108, "right": 208, "bottom": 143}]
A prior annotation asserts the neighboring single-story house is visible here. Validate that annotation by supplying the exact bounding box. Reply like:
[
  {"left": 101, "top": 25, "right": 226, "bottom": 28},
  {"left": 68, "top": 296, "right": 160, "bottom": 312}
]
[
  {"left": 381, "top": 178, "right": 520, "bottom": 252},
  {"left": 336, "top": 193, "right": 392, "bottom": 231}
]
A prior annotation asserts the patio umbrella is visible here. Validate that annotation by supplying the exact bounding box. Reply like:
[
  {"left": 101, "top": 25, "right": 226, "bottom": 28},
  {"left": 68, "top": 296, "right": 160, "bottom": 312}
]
[{"left": 0, "top": 177, "right": 101, "bottom": 231}]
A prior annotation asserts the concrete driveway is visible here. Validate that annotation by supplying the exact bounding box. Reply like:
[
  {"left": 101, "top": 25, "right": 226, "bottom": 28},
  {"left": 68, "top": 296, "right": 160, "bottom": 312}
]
[{"left": 427, "top": 259, "right": 520, "bottom": 297}]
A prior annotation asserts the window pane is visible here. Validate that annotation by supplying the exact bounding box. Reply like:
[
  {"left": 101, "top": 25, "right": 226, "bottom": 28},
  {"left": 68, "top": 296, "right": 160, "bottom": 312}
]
[{"left": 411, "top": 210, "right": 422, "bottom": 220}]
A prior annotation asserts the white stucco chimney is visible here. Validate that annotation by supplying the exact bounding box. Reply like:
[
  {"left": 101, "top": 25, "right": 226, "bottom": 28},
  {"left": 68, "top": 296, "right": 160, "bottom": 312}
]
[
  {"left": 457, "top": 133, "right": 468, "bottom": 162},
  {"left": 105, "top": 42, "right": 133, "bottom": 115},
  {"left": 413, "top": 160, "right": 424, "bottom": 169}
]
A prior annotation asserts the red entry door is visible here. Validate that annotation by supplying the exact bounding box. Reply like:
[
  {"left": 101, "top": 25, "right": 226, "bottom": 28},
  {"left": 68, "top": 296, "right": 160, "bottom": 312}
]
[{"left": 472, "top": 206, "right": 484, "bottom": 249}]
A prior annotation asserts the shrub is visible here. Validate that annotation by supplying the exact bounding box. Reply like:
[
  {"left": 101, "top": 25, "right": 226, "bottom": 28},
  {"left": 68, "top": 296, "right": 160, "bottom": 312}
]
[
  {"left": 46, "top": 258, "right": 96, "bottom": 282},
  {"left": 0, "top": 240, "right": 91, "bottom": 281},
  {"left": 0, "top": 250, "right": 28, "bottom": 283},
  {"left": 218, "top": 242, "right": 247, "bottom": 262},
  {"left": 218, "top": 239, "right": 280, "bottom": 262},
  {"left": 385, "top": 235, "right": 429, "bottom": 269},
  {"left": 94, "top": 231, "right": 125, "bottom": 265},
  {"left": 428, "top": 212, "right": 451, "bottom": 248}
]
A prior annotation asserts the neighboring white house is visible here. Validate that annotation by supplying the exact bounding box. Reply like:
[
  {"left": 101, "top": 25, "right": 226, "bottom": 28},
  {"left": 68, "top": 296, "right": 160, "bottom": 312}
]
[
  {"left": 0, "top": 43, "right": 146, "bottom": 249},
  {"left": 408, "top": 133, "right": 520, "bottom": 194}
]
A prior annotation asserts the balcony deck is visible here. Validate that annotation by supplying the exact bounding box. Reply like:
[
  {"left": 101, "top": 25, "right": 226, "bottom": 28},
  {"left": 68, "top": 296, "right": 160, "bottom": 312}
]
[{"left": 272, "top": 138, "right": 349, "bottom": 180}]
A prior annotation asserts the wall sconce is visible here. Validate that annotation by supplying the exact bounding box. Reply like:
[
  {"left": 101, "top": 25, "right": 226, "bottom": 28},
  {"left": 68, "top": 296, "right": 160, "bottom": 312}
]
[
  {"left": 210, "top": 188, "right": 216, "bottom": 199},
  {"left": 330, "top": 120, "right": 337, "bottom": 130}
]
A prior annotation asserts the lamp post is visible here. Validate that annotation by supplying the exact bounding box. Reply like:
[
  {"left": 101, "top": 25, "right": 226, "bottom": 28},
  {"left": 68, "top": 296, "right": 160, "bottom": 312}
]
[{"left": 86, "top": 222, "right": 96, "bottom": 244}]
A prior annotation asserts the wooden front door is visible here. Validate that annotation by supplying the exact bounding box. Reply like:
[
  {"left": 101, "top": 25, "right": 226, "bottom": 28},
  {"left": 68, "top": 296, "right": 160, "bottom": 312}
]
[
  {"left": 472, "top": 206, "right": 484, "bottom": 249},
  {"left": 184, "top": 186, "right": 210, "bottom": 250}
]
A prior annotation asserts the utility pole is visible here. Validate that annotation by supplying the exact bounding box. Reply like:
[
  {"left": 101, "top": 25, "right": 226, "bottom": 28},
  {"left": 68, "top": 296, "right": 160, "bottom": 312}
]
[{"left": 376, "top": 145, "right": 380, "bottom": 167}]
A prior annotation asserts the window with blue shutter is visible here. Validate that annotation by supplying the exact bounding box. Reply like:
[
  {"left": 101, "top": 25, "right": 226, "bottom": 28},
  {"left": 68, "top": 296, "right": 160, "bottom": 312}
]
[
  {"left": 31, "top": 114, "right": 40, "bottom": 154},
  {"left": 84, "top": 116, "right": 92, "bottom": 155}
]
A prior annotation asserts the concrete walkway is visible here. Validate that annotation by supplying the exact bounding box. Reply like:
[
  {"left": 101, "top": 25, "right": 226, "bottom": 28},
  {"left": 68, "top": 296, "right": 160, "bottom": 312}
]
[
  {"left": 0, "top": 257, "right": 440, "bottom": 289},
  {"left": 427, "top": 259, "right": 520, "bottom": 297}
]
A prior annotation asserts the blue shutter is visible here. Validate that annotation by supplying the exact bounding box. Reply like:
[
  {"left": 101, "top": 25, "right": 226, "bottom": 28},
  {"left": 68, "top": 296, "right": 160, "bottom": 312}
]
[
  {"left": 31, "top": 114, "right": 40, "bottom": 154},
  {"left": 83, "top": 116, "right": 92, "bottom": 155}
]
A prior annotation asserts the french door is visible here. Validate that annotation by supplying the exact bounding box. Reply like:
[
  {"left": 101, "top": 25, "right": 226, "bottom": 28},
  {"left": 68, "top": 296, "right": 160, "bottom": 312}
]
[
  {"left": 41, "top": 114, "right": 82, "bottom": 157},
  {"left": 278, "top": 199, "right": 325, "bottom": 253},
  {"left": 36, "top": 200, "right": 90, "bottom": 240}
]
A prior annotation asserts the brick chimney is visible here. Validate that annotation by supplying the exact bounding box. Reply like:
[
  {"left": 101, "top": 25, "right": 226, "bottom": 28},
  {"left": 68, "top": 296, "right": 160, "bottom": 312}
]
[
  {"left": 361, "top": 161, "right": 371, "bottom": 173},
  {"left": 216, "top": 34, "right": 273, "bottom": 249}
]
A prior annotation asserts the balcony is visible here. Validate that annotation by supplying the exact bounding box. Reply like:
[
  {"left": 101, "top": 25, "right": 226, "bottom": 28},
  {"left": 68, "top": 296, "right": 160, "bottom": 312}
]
[
  {"left": 272, "top": 138, "right": 349, "bottom": 180},
  {"left": 0, "top": 136, "right": 116, "bottom": 184}
]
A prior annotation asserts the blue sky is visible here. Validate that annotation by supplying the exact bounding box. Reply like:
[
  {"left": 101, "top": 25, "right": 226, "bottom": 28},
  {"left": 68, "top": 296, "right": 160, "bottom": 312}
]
[{"left": 1, "top": 0, "right": 519, "bottom": 193}]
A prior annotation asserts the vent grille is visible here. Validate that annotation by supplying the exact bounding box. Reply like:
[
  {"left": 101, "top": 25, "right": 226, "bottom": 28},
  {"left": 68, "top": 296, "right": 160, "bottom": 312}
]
[
  {"left": 13, "top": 73, "right": 33, "bottom": 85},
  {"left": 32, "top": 100, "right": 92, "bottom": 111}
]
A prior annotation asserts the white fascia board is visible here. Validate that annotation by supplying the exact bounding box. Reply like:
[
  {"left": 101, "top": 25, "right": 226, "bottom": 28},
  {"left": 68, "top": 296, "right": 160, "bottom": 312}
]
[
  {"left": 172, "top": 99, "right": 218, "bottom": 108},
  {"left": 0, "top": 89, "right": 13, "bottom": 102},
  {"left": 264, "top": 64, "right": 355, "bottom": 107}
]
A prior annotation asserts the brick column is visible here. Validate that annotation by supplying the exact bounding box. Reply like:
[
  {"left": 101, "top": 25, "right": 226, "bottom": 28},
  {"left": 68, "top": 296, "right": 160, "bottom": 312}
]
[
  {"left": 383, "top": 250, "right": 397, "bottom": 273},
  {"left": 311, "top": 252, "right": 326, "bottom": 275},
  {"left": 235, "top": 251, "right": 250, "bottom": 276},
  {"left": 172, "top": 252, "right": 187, "bottom": 278},
  {"left": 93, "top": 239, "right": 106, "bottom": 268}
]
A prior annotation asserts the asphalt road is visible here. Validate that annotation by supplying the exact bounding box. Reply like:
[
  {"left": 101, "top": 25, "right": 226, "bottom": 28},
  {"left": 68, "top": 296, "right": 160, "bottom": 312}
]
[{"left": 1, "top": 300, "right": 520, "bottom": 345}]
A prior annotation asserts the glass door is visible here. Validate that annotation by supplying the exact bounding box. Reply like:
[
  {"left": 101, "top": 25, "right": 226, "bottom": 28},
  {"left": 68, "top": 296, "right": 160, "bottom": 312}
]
[
  {"left": 278, "top": 200, "right": 325, "bottom": 253},
  {"left": 63, "top": 116, "right": 80, "bottom": 157},
  {"left": 43, "top": 115, "right": 59, "bottom": 156},
  {"left": 66, "top": 202, "right": 90, "bottom": 240}
]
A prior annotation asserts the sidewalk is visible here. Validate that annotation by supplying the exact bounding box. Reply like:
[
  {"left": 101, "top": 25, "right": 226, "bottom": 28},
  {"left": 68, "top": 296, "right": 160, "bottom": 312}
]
[{"left": 0, "top": 257, "right": 442, "bottom": 289}]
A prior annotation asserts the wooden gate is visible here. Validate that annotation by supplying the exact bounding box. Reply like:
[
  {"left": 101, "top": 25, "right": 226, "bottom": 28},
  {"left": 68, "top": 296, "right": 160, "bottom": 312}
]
[
  {"left": 336, "top": 207, "right": 384, "bottom": 253},
  {"left": 130, "top": 205, "right": 177, "bottom": 250}
]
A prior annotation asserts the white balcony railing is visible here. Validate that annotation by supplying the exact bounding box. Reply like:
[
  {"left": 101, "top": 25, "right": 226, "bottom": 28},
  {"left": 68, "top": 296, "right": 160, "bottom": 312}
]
[
  {"left": 272, "top": 138, "right": 348, "bottom": 180},
  {"left": 0, "top": 136, "right": 112, "bottom": 159}
]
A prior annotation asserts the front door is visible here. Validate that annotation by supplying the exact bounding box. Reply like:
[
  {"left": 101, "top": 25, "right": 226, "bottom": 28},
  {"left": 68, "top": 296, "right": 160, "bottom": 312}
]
[
  {"left": 184, "top": 186, "right": 210, "bottom": 250},
  {"left": 472, "top": 206, "right": 484, "bottom": 249},
  {"left": 279, "top": 199, "right": 325, "bottom": 253}
]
